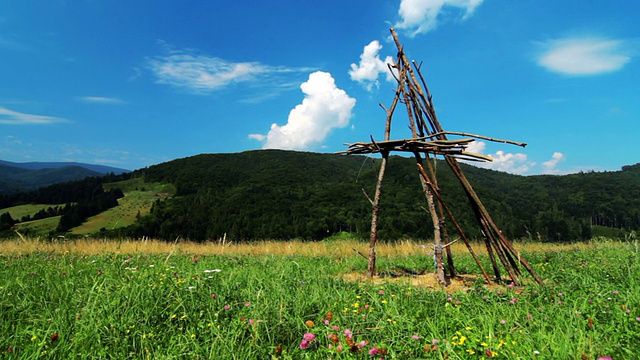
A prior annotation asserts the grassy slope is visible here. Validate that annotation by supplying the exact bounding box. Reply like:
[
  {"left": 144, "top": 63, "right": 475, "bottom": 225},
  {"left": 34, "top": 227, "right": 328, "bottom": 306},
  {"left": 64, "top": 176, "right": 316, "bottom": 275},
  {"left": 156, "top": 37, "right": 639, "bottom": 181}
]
[
  {"left": 3, "top": 178, "right": 175, "bottom": 237},
  {"left": 0, "top": 204, "right": 60, "bottom": 220},
  {"left": 70, "top": 178, "right": 175, "bottom": 235}
]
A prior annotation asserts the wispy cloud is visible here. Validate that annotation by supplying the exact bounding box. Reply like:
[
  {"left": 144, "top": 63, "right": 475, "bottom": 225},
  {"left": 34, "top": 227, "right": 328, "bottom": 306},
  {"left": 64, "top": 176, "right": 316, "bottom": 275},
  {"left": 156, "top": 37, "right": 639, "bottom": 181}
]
[
  {"left": 542, "top": 152, "right": 565, "bottom": 174},
  {"left": 148, "top": 44, "right": 314, "bottom": 94},
  {"left": 77, "top": 96, "right": 125, "bottom": 104},
  {"left": 349, "top": 40, "right": 395, "bottom": 91},
  {"left": 249, "top": 71, "right": 356, "bottom": 150},
  {"left": 395, "top": 0, "right": 484, "bottom": 37},
  {"left": 536, "top": 36, "right": 634, "bottom": 75},
  {"left": 0, "top": 106, "right": 67, "bottom": 125}
]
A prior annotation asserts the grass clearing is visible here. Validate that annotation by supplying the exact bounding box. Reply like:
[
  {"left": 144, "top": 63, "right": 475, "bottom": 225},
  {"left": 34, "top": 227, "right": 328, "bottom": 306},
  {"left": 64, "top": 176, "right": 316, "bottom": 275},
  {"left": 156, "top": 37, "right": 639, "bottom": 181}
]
[
  {"left": 1, "top": 237, "right": 638, "bottom": 358},
  {"left": 0, "top": 204, "right": 61, "bottom": 220}
]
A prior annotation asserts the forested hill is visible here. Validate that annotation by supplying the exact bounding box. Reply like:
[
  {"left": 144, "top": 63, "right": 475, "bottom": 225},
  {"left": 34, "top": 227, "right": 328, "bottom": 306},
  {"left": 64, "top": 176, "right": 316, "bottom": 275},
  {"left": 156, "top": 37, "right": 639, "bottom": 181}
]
[{"left": 119, "top": 150, "right": 640, "bottom": 242}]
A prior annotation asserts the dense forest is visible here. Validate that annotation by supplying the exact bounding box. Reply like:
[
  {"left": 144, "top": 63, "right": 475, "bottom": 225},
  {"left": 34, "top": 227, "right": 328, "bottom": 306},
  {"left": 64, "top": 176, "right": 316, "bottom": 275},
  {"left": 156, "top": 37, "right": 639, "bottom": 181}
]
[
  {"left": 120, "top": 150, "right": 639, "bottom": 242},
  {"left": 1, "top": 150, "right": 639, "bottom": 242}
]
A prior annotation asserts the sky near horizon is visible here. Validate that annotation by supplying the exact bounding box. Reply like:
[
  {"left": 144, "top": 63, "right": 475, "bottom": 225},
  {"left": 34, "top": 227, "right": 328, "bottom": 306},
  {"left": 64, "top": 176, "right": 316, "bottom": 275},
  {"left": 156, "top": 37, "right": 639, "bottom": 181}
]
[{"left": 0, "top": 1, "right": 638, "bottom": 174}]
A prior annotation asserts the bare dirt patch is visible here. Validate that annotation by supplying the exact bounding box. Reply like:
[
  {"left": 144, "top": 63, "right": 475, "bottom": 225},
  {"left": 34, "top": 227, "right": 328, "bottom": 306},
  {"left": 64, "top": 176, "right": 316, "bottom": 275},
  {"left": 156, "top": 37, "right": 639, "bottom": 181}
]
[{"left": 341, "top": 271, "right": 517, "bottom": 293}]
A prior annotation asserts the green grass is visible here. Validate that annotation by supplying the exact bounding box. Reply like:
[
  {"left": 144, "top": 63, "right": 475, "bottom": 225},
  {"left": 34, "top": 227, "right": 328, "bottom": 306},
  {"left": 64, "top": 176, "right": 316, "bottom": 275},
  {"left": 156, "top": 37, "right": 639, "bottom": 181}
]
[
  {"left": 3, "top": 179, "right": 175, "bottom": 237},
  {"left": 0, "top": 238, "right": 638, "bottom": 358},
  {"left": 13, "top": 216, "right": 61, "bottom": 237},
  {"left": 71, "top": 181, "right": 175, "bottom": 235},
  {"left": 0, "top": 204, "right": 61, "bottom": 221}
]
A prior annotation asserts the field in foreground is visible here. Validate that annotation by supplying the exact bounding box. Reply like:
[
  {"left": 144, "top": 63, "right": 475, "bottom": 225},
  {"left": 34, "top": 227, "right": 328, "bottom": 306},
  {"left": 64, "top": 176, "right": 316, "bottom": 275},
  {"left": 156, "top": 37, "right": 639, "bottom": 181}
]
[{"left": 1, "top": 238, "right": 639, "bottom": 359}]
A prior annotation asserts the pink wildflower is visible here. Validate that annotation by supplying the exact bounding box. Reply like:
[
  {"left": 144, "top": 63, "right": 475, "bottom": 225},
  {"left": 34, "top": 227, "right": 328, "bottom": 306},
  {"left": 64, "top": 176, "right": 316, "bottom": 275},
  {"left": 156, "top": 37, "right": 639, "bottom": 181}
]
[
  {"left": 299, "top": 340, "right": 309, "bottom": 349},
  {"left": 412, "top": 334, "right": 420, "bottom": 340},
  {"left": 224, "top": 305, "right": 231, "bottom": 310},
  {"left": 369, "top": 347, "right": 379, "bottom": 355},
  {"left": 303, "top": 333, "right": 316, "bottom": 342}
]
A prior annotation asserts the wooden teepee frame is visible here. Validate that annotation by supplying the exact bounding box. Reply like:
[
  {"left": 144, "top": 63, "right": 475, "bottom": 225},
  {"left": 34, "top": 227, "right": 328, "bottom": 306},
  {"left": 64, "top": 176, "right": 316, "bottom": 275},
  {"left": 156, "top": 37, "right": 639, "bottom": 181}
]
[{"left": 341, "top": 29, "right": 542, "bottom": 286}]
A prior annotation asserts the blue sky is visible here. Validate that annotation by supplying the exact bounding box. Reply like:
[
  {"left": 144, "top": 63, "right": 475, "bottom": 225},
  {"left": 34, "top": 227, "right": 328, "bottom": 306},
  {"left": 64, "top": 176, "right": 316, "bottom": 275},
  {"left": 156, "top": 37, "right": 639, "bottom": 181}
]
[{"left": 0, "top": 1, "right": 638, "bottom": 174}]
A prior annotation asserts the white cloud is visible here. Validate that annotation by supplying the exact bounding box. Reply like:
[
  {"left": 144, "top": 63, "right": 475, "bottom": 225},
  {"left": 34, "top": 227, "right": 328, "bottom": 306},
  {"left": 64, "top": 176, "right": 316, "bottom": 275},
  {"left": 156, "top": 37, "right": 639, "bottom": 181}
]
[
  {"left": 78, "top": 96, "right": 125, "bottom": 104},
  {"left": 148, "top": 46, "right": 314, "bottom": 94},
  {"left": 542, "top": 152, "right": 565, "bottom": 174},
  {"left": 464, "top": 141, "right": 533, "bottom": 174},
  {"left": 395, "top": 0, "right": 484, "bottom": 36},
  {"left": 0, "top": 106, "right": 67, "bottom": 125},
  {"left": 251, "top": 71, "right": 356, "bottom": 150},
  {"left": 349, "top": 40, "right": 395, "bottom": 91},
  {"left": 536, "top": 36, "right": 633, "bottom": 75}
]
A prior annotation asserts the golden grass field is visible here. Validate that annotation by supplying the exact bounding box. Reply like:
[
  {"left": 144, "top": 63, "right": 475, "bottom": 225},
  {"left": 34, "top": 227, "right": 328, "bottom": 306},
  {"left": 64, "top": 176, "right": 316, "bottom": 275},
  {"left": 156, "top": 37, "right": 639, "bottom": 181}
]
[{"left": 2, "top": 236, "right": 594, "bottom": 257}]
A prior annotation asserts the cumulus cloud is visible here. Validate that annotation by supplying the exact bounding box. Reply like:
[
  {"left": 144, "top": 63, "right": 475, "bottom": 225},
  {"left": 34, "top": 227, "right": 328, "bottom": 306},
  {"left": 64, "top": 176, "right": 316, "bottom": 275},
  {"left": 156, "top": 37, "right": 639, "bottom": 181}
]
[
  {"left": 77, "top": 96, "right": 125, "bottom": 104},
  {"left": 349, "top": 40, "right": 395, "bottom": 91},
  {"left": 542, "top": 152, "right": 565, "bottom": 174},
  {"left": 148, "top": 45, "right": 314, "bottom": 94},
  {"left": 249, "top": 71, "right": 356, "bottom": 150},
  {"left": 536, "top": 36, "right": 633, "bottom": 75},
  {"left": 464, "top": 141, "right": 533, "bottom": 174},
  {"left": 0, "top": 106, "right": 67, "bottom": 125},
  {"left": 395, "top": 0, "right": 484, "bottom": 36}
]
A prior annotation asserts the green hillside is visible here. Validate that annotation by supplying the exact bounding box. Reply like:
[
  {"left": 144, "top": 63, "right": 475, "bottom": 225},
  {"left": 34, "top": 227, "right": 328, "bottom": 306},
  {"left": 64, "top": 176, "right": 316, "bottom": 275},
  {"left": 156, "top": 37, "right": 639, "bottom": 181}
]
[{"left": 2, "top": 150, "right": 639, "bottom": 242}]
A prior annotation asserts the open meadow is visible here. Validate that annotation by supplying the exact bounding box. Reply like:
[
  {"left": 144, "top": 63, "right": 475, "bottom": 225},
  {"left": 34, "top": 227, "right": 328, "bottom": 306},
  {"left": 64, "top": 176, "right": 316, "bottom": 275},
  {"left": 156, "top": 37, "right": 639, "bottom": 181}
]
[{"left": 1, "top": 237, "right": 639, "bottom": 359}]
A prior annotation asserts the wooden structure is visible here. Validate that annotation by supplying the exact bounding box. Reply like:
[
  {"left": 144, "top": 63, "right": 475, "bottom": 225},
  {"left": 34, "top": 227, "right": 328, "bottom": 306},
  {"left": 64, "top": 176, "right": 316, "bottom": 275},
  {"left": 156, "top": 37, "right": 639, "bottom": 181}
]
[{"left": 340, "top": 29, "right": 542, "bottom": 286}]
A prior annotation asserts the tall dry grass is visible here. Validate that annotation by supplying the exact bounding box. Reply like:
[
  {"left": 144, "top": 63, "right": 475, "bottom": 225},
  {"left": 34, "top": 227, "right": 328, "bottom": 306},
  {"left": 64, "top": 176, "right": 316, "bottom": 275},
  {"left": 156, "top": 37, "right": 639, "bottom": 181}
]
[{"left": 1, "top": 236, "right": 595, "bottom": 257}]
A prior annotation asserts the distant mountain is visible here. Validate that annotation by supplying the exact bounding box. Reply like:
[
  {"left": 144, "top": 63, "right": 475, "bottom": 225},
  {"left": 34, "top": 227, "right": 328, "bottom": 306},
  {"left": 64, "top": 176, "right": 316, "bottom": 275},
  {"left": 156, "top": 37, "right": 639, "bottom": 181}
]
[
  {"left": 0, "top": 160, "right": 129, "bottom": 174},
  {"left": 0, "top": 159, "right": 129, "bottom": 194}
]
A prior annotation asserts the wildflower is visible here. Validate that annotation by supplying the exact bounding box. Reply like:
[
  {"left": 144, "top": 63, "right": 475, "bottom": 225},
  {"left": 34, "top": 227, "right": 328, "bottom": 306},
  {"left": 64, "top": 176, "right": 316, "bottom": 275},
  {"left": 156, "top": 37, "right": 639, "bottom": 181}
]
[
  {"left": 324, "top": 319, "right": 330, "bottom": 325},
  {"left": 636, "top": 317, "right": 640, "bottom": 322},
  {"left": 378, "top": 290, "right": 384, "bottom": 295},
  {"left": 368, "top": 347, "right": 379, "bottom": 355},
  {"left": 244, "top": 302, "right": 250, "bottom": 307},
  {"left": 412, "top": 334, "right": 420, "bottom": 340},
  {"left": 527, "top": 313, "right": 533, "bottom": 319},
  {"left": 336, "top": 344, "right": 343, "bottom": 352},
  {"left": 224, "top": 305, "right": 231, "bottom": 310},
  {"left": 326, "top": 311, "right": 333, "bottom": 321},
  {"left": 300, "top": 333, "right": 316, "bottom": 349},
  {"left": 211, "top": 293, "right": 216, "bottom": 299},
  {"left": 332, "top": 325, "right": 340, "bottom": 331},
  {"left": 486, "top": 349, "right": 496, "bottom": 357},
  {"left": 597, "top": 357, "right": 613, "bottom": 360},
  {"left": 344, "top": 329, "right": 352, "bottom": 338},
  {"left": 249, "top": 319, "right": 255, "bottom": 325},
  {"left": 305, "top": 320, "right": 315, "bottom": 328},
  {"left": 29, "top": 271, "right": 35, "bottom": 275},
  {"left": 464, "top": 326, "right": 472, "bottom": 331},
  {"left": 533, "top": 351, "right": 540, "bottom": 355},
  {"left": 193, "top": 257, "right": 198, "bottom": 263},
  {"left": 432, "top": 339, "right": 440, "bottom": 344},
  {"left": 328, "top": 333, "right": 339, "bottom": 344},
  {"left": 612, "top": 290, "right": 619, "bottom": 295},
  {"left": 190, "top": 334, "right": 196, "bottom": 339},
  {"left": 500, "top": 319, "right": 506, "bottom": 325},
  {"left": 62, "top": 271, "right": 67, "bottom": 275},
  {"left": 557, "top": 292, "right": 564, "bottom": 297},
  {"left": 50, "top": 333, "right": 59, "bottom": 342},
  {"left": 466, "top": 349, "right": 475, "bottom": 354},
  {"left": 558, "top": 301, "right": 562, "bottom": 305},
  {"left": 357, "top": 340, "right": 367, "bottom": 349},
  {"left": 510, "top": 298, "right": 517, "bottom": 305},
  {"left": 7, "top": 346, "right": 13, "bottom": 353}
]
